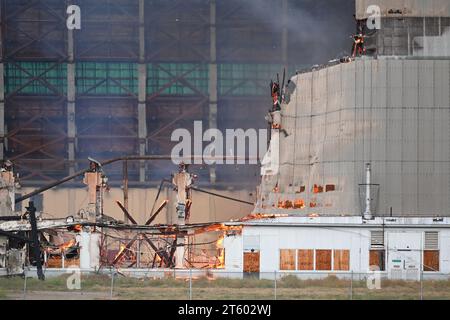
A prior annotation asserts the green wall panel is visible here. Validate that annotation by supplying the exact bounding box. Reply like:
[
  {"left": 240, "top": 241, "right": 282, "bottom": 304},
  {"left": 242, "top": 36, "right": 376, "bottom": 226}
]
[
  {"left": 5, "top": 62, "right": 288, "bottom": 97},
  {"left": 5, "top": 62, "right": 67, "bottom": 95},
  {"left": 147, "top": 63, "right": 209, "bottom": 95},
  {"left": 76, "top": 62, "right": 138, "bottom": 95}
]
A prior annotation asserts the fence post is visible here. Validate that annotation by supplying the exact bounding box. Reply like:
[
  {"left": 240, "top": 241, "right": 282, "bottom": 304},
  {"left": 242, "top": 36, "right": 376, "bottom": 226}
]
[
  {"left": 189, "top": 268, "right": 192, "bottom": 300},
  {"left": 349, "top": 271, "right": 353, "bottom": 300},
  {"left": 23, "top": 273, "right": 27, "bottom": 300},
  {"left": 110, "top": 268, "right": 115, "bottom": 300},
  {"left": 420, "top": 269, "right": 423, "bottom": 300},
  {"left": 274, "top": 271, "right": 277, "bottom": 300}
]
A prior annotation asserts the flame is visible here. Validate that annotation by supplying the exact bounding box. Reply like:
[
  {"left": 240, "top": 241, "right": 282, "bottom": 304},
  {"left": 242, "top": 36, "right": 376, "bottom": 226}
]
[
  {"left": 239, "top": 213, "right": 288, "bottom": 222},
  {"left": 114, "top": 243, "right": 127, "bottom": 261},
  {"left": 216, "top": 234, "right": 225, "bottom": 269},
  {"left": 294, "top": 199, "right": 305, "bottom": 209},
  {"left": 194, "top": 223, "right": 242, "bottom": 235},
  {"left": 275, "top": 199, "right": 306, "bottom": 209},
  {"left": 59, "top": 239, "right": 76, "bottom": 252}
]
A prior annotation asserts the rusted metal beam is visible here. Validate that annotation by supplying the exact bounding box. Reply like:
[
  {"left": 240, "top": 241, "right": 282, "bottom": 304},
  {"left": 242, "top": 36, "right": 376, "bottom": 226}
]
[
  {"left": 148, "top": 98, "right": 206, "bottom": 138},
  {"left": 147, "top": 65, "right": 204, "bottom": 101}
]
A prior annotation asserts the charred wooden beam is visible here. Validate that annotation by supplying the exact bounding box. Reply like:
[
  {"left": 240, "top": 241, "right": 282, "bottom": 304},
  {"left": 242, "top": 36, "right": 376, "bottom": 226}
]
[
  {"left": 141, "top": 233, "right": 172, "bottom": 268},
  {"left": 112, "top": 234, "right": 138, "bottom": 266},
  {"left": 115, "top": 201, "right": 138, "bottom": 225},
  {"left": 145, "top": 200, "right": 168, "bottom": 226}
]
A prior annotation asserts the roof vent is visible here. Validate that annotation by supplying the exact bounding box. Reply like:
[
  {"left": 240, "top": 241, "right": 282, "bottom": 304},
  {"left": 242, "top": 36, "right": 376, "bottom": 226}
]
[
  {"left": 371, "top": 231, "right": 384, "bottom": 248},
  {"left": 424, "top": 232, "right": 439, "bottom": 250}
]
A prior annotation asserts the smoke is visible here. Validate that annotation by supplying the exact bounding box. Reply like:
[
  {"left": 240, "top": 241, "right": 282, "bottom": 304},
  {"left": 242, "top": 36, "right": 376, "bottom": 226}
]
[
  {"left": 234, "top": 0, "right": 355, "bottom": 66},
  {"left": 414, "top": 26, "right": 450, "bottom": 57}
]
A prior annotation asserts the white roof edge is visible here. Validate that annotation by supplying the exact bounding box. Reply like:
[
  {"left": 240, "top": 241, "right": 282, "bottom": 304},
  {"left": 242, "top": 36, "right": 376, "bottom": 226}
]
[{"left": 224, "top": 216, "right": 450, "bottom": 228}]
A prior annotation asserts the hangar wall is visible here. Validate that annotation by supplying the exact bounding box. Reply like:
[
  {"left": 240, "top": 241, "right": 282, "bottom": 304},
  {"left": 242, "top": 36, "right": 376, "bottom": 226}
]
[{"left": 256, "top": 57, "right": 450, "bottom": 217}]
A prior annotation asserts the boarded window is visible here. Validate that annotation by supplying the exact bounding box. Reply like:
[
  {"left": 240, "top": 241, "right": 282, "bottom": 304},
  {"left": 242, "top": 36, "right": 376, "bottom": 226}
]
[
  {"left": 244, "top": 252, "right": 260, "bottom": 273},
  {"left": 333, "top": 250, "right": 350, "bottom": 271},
  {"left": 423, "top": 250, "right": 439, "bottom": 272},
  {"left": 280, "top": 249, "right": 296, "bottom": 270},
  {"left": 424, "top": 232, "right": 439, "bottom": 250},
  {"left": 369, "top": 250, "right": 385, "bottom": 271},
  {"left": 315, "top": 250, "right": 332, "bottom": 270},
  {"left": 297, "top": 249, "right": 314, "bottom": 270},
  {"left": 325, "top": 184, "right": 336, "bottom": 192}
]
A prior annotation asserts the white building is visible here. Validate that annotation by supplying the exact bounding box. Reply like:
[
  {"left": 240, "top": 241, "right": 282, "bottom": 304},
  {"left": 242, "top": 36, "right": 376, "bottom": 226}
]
[{"left": 223, "top": 216, "right": 450, "bottom": 280}]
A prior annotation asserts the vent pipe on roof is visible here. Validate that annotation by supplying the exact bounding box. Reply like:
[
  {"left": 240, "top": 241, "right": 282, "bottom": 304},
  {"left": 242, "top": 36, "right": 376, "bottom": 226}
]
[{"left": 363, "top": 163, "right": 373, "bottom": 220}]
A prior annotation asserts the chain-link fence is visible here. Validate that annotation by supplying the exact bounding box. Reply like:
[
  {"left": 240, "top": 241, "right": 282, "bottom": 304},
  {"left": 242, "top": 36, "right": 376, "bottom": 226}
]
[{"left": 1, "top": 269, "right": 450, "bottom": 300}]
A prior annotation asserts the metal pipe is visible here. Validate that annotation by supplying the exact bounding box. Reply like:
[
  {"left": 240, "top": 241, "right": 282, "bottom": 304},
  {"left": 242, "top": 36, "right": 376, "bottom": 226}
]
[{"left": 363, "top": 163, "right": 373, "bottom": 220}]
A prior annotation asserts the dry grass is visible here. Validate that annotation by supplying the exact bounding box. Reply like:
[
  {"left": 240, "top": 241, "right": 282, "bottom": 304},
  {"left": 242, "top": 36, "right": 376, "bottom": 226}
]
[{"left": 1, "top": 274, "right": 450, "bottom": 300}]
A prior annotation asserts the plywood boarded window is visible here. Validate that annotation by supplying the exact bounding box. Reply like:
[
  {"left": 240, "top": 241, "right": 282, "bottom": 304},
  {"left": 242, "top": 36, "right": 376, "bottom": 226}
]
[
  {"left": 333, "top": 250, "right": 350, "bottom": 271},
  {"left": 280, "top": 249, "right": 296, "bottom": 270},
  {"left": 326, "top": 184, "right": 336, "bottom": 192},
  {"left": 244, "top": 252, "right": 260, "bottom": 273},
  {"left": 423, "top": 250, "right": 439, "bottom": 272},
  {"left": 315, "top": 250, "right": 332, "bottom": 270},
  {"left": 369, "top": 250, "right": 385, "bottom": 271},
  {"left": 297, "top": 250, "right": 314, "bottom": 270}
]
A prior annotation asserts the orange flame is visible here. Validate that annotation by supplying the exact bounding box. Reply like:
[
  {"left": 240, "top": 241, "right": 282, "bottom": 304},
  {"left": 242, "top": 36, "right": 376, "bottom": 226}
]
[
  {"left": 59, "top": 239, "right": 76, "bottom": 252},
  {"left": 216, "top": 234, "right": 225, "bottom": 269},
  {"left": 114, "top": 243, "right": 127, "bottom": 261}
]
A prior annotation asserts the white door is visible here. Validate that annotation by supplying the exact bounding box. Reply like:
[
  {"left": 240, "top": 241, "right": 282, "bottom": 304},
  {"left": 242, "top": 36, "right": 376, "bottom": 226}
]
[{"left": 387, "top": 232, "right": 421, "bottom": 281}]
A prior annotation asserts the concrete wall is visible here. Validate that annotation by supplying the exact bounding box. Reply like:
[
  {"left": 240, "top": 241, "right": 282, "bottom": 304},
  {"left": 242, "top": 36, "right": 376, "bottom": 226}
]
[
  {"left": 17, "top": 186, "right": 255, "bottom": 224},
  {"left": 356, "top": 0, "right": 450, "bottom": 18}
]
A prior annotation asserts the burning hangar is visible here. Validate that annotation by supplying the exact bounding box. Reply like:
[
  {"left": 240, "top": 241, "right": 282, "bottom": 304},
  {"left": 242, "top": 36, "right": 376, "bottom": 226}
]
[{"left": 1, "top": 0, "right": 450, "bottom": 282}]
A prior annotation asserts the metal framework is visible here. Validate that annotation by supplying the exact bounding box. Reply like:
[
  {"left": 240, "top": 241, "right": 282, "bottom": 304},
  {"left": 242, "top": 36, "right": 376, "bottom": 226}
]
[{"left": 0, "top": 0, "right": 301, "bottom": 187}]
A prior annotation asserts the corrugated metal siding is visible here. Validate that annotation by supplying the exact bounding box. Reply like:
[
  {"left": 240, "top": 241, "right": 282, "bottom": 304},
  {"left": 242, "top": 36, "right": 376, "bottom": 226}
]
[
  {"left": 356, "top": 0, "right": 450, "bottom": 18},
  {"left": 257, "top": 58, "right": 450, "bottom": 217}
]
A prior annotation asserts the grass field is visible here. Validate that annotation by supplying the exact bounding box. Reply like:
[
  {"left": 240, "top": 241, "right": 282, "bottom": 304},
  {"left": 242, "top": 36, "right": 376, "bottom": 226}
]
[{"left": 0, "top": 274, "right": 449, "bottom": 300}]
